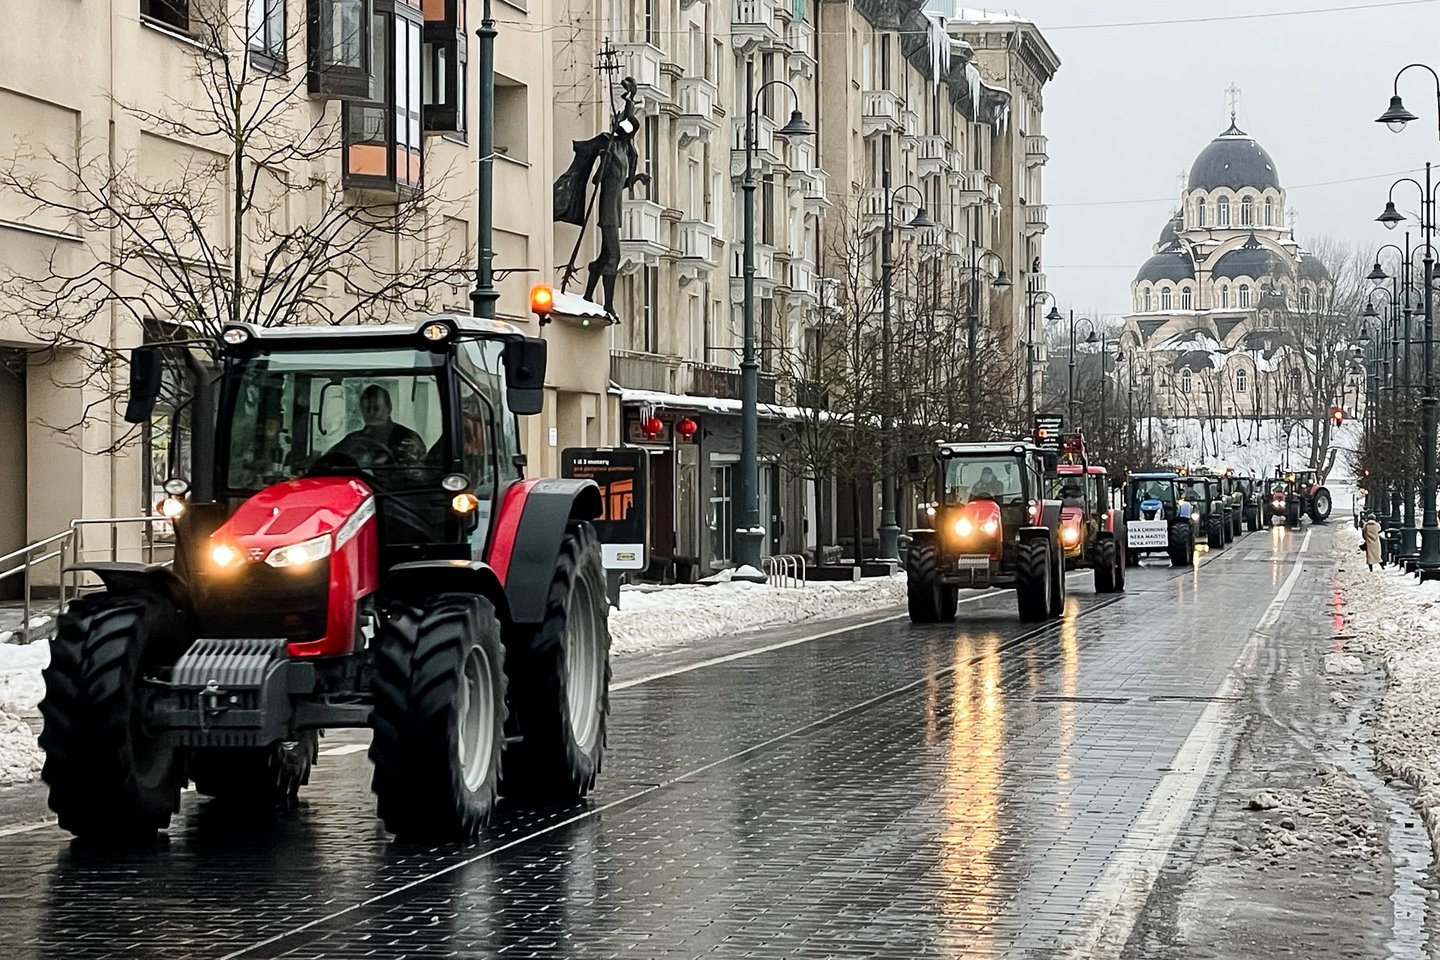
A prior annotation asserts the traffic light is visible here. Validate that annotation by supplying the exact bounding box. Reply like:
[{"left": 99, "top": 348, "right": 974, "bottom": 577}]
[
  {"left": 529, "top": 284, "right": 554, "bottom": 324},
  {"left": 1331, "top": 406, "right": 1345, "bottom": 426}
]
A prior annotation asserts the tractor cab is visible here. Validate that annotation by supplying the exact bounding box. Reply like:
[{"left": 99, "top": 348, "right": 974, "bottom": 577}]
[{"left": 1124, "top": 471, "right": 1196, "bottom": 567}]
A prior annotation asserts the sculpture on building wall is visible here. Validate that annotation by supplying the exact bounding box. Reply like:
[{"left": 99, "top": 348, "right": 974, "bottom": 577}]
[{"left": 554, "top": 76, "right": 649, "bottom": 321}]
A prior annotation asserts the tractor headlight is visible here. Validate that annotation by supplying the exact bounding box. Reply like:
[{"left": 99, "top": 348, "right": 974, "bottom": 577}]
[
  {"left": 265, "top": 534, "right": 333, "bottom": 569},
  {"left": 981, "top": 518, "right": 999, "bottom": 536},
  {"left": 955, "top": 517, "right": 973, "bottom": 538},
  {"left": 210, "top": 543, "right": 241, "bottom": 568},
  {"left": 157, "top": 496, "right": 186, "bottom": 519},
  {"left": 1061, "top": 524, "right": 1080, "bottom": 546},
  {"left": 451, "top": 492, "right": 480, "bottom": 515}
]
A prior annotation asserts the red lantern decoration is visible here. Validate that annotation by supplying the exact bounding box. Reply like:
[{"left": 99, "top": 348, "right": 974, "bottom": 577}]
[
  {"left": 642, "top": 416, "right": 664, "bottom": 438},
  {"left": 675, "top": 416, "right": 698, "bottom": 439}
]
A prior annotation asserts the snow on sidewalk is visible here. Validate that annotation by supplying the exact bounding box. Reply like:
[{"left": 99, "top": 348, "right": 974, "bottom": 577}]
[
  {"left": 1332, "top": 530, "right": 1440, "bottom": 855},
  {"left": 0, "top": 573, "right": 907, "bottom": 784}
]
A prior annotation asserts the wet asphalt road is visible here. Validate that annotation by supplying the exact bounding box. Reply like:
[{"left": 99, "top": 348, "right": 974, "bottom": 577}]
[{"left": 0, "top": 524, "right": 1318, "bottom": 959}]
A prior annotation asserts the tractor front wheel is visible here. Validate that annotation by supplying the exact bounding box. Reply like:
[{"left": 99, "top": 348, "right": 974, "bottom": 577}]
[
  {"left": 1207, "top": 515, "right": 1225, "bottom": 549},
  {"left": 906, "top": 543, "right": 942, "bottom": 623},
  {"left": 39, "top": 593, "right": 187, "bottom": 840},
  {"left": 504, "top": 522, "right": 612, "bottom": 804},
  {"left": 369, "top": 593, "right": 507, "bottom": 840},
  {"left": 1094, "top": 538, "right": 1119, "bottom": 593},
  {"left": 1168, "top": 523, "right": 1193, "bottom": 567},
  {"left": 190, "top": 732, "right": 319, "bottom": 811},
  {"left": 1016, "top": 539, "right": 1050, "bottom": 623},
  {"left": 1309, "top": 487, "right": 1333, "bottom": 524}
]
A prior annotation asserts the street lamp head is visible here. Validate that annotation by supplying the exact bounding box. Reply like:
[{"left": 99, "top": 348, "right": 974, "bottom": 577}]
[
  {"left": 1377, "top": 94, "right": 1418, "bottom": 134},
  {"left": 906, "top": 206, "right": 938, "bottom": 230},
  {"left": 1045, "top": 305, "right": 1063, "bottom": 322},
  {"left": 777, "top": 109, "right": 814, "bottom": 138},
  {"left": 1367, "top": 261, "right": 1390, "bottom": 283},
  {"left": 992, "top": 268, "right": 1012, "bottom": 289},
  {"left": 1085, "top": 330, "right": 1098, "bottom": 344},
  {"left": 1378, "top": 201, "right": 1405, "bottom": 230},
  {"left": 1363, "top": 301, "right": 1381, "bottom": 319}
]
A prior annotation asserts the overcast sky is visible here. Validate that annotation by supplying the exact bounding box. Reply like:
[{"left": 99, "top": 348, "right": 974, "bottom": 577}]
[{"left": 985, "top": 0, "right": 1440, "bottom": 320}]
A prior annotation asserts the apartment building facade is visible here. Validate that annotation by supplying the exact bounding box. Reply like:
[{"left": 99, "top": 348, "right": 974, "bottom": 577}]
[{"left": 0, "top": 0, "right": 605, "bottom": 580}]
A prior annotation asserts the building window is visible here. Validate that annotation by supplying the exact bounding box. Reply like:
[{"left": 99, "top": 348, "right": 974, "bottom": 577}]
[
  {"left": 642, "top": 264, "right": 659, "bottom": 353},
  {"left": 1197, "top": 198, "right": 1206, "bottom": 227},
  {"left": 143, "top": 0, "right": 190, "bottom": 32},
  {"left": 1241, "top": 195, "right": 1253, "bottom": 226},
  {"left": 422, "top": 0, "right": 467, "bottom": 135},
  {"left": 1142, "top": 287, "right": 1152, "bottom": 312},
  {"left": 709, "top": 461, "right": 734, "bottom": 566},
  {"left": 1217, "top": 196, "right": 1230, "bottom": 226},
  {"left": 1300, "top": 286, "right": 1311, "bottom": 311},
  {"left": 1236, "top": 368, "right": 1247, "bottom": 393},
  {"left": 1289, "top": 369, "right": 1301, "bottom": 394},
  {"left": 1181, "top": 368, "right": 1192, "bottom": 393},
  {"left": 1220, "top": 284, "right": 1230, "bottom": 309},
  {"left": 1161, "top": 286, "right": 1172, "bottom": 311},
  {"left": 1181, "top": 286, "right": 1192, "bottom": 310},
  {"left": 248, "top": 0, "right": 286, "bottom": 64},
  {"left": 342, "top": 2, "right": 423, "bottom": 192},
  {"left": 1264, "top": 196, "right": 1274, "bottom": 226},
  {"left": 493, "top": 79, "right": 528, "bottom": 161},
  {"left": 1239, "top": 283, "right": 1251, "bottom": 308},
  {"left": 309, "top": 0, "right": 373, "bottom": 100}
]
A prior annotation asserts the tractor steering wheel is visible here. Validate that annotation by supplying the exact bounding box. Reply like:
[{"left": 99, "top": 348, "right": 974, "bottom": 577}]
[{"left": 310, "top": 434, "right": 396, "bottom": 474}]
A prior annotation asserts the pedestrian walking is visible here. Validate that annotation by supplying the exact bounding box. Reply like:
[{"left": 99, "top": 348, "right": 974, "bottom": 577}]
[{"left": 1362, "top": 513, "right": 1383, "bottom": 572}]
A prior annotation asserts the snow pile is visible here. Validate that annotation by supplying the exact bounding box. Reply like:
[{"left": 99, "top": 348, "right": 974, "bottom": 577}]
[
  {"left": 0, "top": 639, "right": 47, "bottom": 713},
  {"left": 1143, "top": 416, "right": 1361, "bottom": 480},
  {"left": 0, "top": 708, "right": 41, "bottom": 784},
  {"left": 611, "top": 575, "right": 905, "bottom": 656},
  {"left": 1333, "top": 533, "right": 1440, "bottom": 855}
]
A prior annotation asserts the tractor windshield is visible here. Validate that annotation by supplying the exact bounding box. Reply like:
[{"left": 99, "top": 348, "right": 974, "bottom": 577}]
[
  {"left": 945, "top": 456, "right": 1025, "bottom": 505},
  {"left": 1047, "top": 476, "right": 1086, "bottom": 504},
  {"left": 1130, "top": 479, "right": 1175, "bottom": 504},
  {"left": 221, "top": 347, "right": 448, "bottom": 494}
]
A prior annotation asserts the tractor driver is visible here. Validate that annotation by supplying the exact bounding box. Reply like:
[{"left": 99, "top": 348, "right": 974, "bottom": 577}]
[
  {"left": 328, "top": 384, "right": 426, "bottom": 468},
  {"left": 971, "top": 467, "right": 1006, "bottom": 499}
]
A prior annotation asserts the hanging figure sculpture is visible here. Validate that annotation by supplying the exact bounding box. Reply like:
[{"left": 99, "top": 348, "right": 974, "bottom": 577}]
[{"left": 553, "top": 77, "right": 649, "bottom": 321}]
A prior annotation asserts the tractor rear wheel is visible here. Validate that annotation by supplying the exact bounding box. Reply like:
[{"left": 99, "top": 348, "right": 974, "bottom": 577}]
[
  {"left": 1309, "top": 487, "right": 1333, "bottom": 523},
  {"left": 369, "top": 593, "right": 507, "bottom": 840},
  {"left": 1207, "top": 515, "right": 1225, "bottom": 549},
  {"left": 1094, "top": 538, "right": 1119, "bottom": 593},
  {"left": 504, "top": 522, "right": 612, "bottom": 803},
  {"left": 1015, "top": 539, "right": 1050, "bottom": 623},
  {"left": 1286, "top": 501, "right": 1302, "bottom": 527},
  {"left": 905, "top": 543, "right": 942, "bottom": 623},
  {"left": 1168, "top": 523, "right": 1193, "bottom": 567},
  {"left": 39, "top": 593, "right": 187, "bottom": 840},
  {"left": 938, "top": 585, "right": 959, "bottom": 623},
  {"left": 190, "top": 732, "right": 319, "bottom": 811},
  {"left": 1246, "top": 508, "right": 1259, "bottom": 532}
]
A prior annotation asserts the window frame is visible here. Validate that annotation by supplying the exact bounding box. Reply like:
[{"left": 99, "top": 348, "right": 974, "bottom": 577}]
[
  {"left": 422, "top": 0, "right": 467, "bottom": 136},
  {"left": 1217, "top": 196, "right": 1230, "bottom": 227},
  {"left": 1239, "top": 283, "right": 1251, "bottom": 308},
  {"left": 342, "top": 1, "right": 424, "bottom": 193},
  {"left": 308, "top": 0, "right": 374, "bottom": 101},
  {"left": 1181, "top": 368, "right": 1192, "bottom": 394},
  {"left": 1160, "top": 286, "right": 1172, "bottom": 311},
  {"left": 1180, "top": 286, "right": 1192, "bottom": 310},
  {"left": 142, "top": 0, "right": 190, "bottom": 33},
  {"left": 1240, "top": 195, "right": 1253, "bottom": 226},
  {"left": 248, "top": 0, "right": 288, "bottom": 70},
  {"left": 1236, "top": 368, "right": 1248, "bottom": 393}
]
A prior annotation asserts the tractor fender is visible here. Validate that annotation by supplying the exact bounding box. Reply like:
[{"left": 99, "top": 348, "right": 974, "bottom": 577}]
[
  {"left": 1017, "top": 525, "right": 1052, "bottom": 543},
  {"left": 907, "top": 528, "right": 937, "bottom": 545},
  {"left": 486, "top": 477, "right": 603, "bottom": 625},
  {"left": 1105, "top": 509, "right": 1125, "bottom": 535},
  {"left": 1038, "top": 499, "right": 1064, "bottom": 531},
  {"left": 65, "top": 562, "right": 190, "bottom": 612},
  {"left": 383, "top": 560, "right": 512, "bottom": 625}
]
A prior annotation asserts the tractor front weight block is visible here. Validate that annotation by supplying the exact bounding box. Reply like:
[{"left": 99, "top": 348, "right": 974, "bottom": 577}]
[{"left": 155, "top": 638, "right": 316, "bottom": 748}]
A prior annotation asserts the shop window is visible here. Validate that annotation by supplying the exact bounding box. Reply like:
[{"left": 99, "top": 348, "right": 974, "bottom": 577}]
[
  {"left": 309, "top": 0, "right": 373, "bottom": 100},
  {"left": 248, "top": 0, "right": 286, "bottom": 67},
  {"left": 143, "top": 0, "right": 190, "bottom": 32},
  {"left": 422, "top": 0, "right": 467, "bottom": 135},
  {"left": 343, "top": 1, "right": 423, "bottom": 193}
]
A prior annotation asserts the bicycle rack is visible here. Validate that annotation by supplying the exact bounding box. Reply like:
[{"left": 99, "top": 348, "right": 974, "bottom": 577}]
[{"left": 762, "top": 554, "right": 808, "bottom": 589}]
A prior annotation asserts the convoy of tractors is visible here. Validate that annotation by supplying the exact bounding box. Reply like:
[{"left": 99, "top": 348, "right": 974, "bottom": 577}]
[{"left": 904, "top": 422, "right": 1331, "bottom": 626}]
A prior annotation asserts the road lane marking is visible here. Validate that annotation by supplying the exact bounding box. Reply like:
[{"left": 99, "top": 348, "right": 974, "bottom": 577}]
[
  {"left": 1059, "top": 548, "right": 1306, "bottom": 959},
  {"left": 1301, "top": 528, "right": 1313, "bottom": 554},
  {"left": 319, "top": 743, "right": 369, "bottom": 758}
]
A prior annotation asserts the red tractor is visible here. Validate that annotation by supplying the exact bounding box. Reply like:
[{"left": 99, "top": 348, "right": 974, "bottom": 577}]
[
  {"left": 1051, "top": 462, "right": 1127, "bottom": 593},
  {"left": 38, "top": 316, "right": 612, "bottom": 842}
]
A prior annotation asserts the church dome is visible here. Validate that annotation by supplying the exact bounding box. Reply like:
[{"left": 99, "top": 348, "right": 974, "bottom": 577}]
[
  {"left": 1211, "top": 233, "right": 1291, "bottom": 280},
  {"left": 1188, "top": 122, "right": 1280, "bottom": 192},
  {"left": 1157, "top": 214, "right": 1183, "bottom": 249},
  {"left": 1297, "top": 255, "right": 1331, "bottom": 283},
  {"left": 1136, "top": 248, "right": 1194, "bottom": 284}
]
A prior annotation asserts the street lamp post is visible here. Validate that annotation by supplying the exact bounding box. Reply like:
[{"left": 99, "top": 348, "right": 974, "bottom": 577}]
[
  {"left": 877, "top": 169, "right": 935, "bottom": 561},
  {"left": 967, "top": 245, "right": 1012, "bottom": 439},
  {"left": 737, "top": 60, "right": 813, "bottom": 573},
  {"left": 1067, "top": 313, "right": 1098, "bottom": 428},
  {"left": 1025, "top": 290, "right": 1062, "bottom": 423},
  {"left": 1376, "top": 67, "right": 1440, "bottom": 572},
  {"left": 470, "top": 0, "right": 500, "bottom": 319}
]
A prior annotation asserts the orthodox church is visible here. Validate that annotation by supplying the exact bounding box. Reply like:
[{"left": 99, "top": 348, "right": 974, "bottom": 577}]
[{"left": 1119, "top": 108, "right": 1338, "bottom": 419}]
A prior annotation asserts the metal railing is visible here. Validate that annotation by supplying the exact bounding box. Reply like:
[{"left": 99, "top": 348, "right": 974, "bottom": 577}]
[
  {"left": 762, "top": 553, "right": 808, "bottom": 588},
  {"left": 0, "top": 516, "right": 172, "bottom": 643}
]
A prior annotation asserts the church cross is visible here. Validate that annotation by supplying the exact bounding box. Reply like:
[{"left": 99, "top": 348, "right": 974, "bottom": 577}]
[{"left": 1226, "top": 83, "right": 1242, "bottom": 125}]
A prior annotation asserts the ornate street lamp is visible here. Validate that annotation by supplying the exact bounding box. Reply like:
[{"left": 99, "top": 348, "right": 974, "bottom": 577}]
[{"left": 1025, "top": 288, "right": 1062, "bottom": 422}]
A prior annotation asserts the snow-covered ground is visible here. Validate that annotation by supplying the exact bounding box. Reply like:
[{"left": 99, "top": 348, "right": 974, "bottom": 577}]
[
  {"left": 0, "top": 574, "right": 907, "bottom": 784},
  {"left": 1142, "top": 417, "right": 1361, "bottom": 480},
  {"left": 1332, "top": 530, "right": 1440, "bottom": 855}
]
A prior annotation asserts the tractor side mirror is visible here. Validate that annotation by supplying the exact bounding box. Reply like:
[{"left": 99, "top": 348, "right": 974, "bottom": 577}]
[
  {"left": 123, "top": 345, "right": 163, "bottom": 424},
  {"left": 905, "top": 454, "right": 928, "bottom": 480},
  {"left": 502, "top": 337, "right": 547, "bottom": 416}
]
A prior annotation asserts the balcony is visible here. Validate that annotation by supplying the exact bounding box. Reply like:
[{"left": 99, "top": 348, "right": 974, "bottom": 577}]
[
  {"left": 916, "top": 135, "right": 959, "bottom": 179},
  {"left": 620, "top": 199, "right": 667, "bottom": 268},
  {"left": 860, "top": 187, "right": 916, "bottom": 232},
  {"left": 729, "top": 242, "right": 777, "bottom": 303},
  {"left": 732, "top": 0, "right": 782, "bottom": 54},
  {"left": 786, "top": 19, "right": 816, "bottom": 78},
  {"left": 900, "top": 107, "right": 921, "bottom": 147},
  {"left": 689, "top": 361, "right": 778, "bottom": 403},
  {"left": 731, "top": 111, "right": 780, "bottom": 176},
  {"left": 617, "top": 42, "right": 669, "bottom": 110},
  {"left": 958, "top": 169, "right": 1000, "bottom": 207},
  {"left": 861, "top": 90, "right": 904, "bottom": 138},
  {"left": 1024, "top": 203, "right": 1048, "bottom": 236},
  {"left": 917, "top": 225, "right": 950, "bottom": 259},
  {"left": 611, "top": 350, "right": 684, "bottom": 393},
  {"left": 675, "top": 76, "right": 720, "bottom": 147},
  {"left": 1026, "top": 134, "right": 1049, "bottom": 167},
  {"left": 787, "top": 257, "right": 820, "bottom": 306},
  {"left": 787, "top": 137, "right": 829, "bottom": 209},
  {"left": 677, "top": 218, "right": 718, "bottom": 284}
]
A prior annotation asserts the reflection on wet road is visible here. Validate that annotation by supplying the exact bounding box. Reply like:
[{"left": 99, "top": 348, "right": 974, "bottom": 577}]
[{"left": 0, "top": 527, "right": 1311, "bottom": 959}]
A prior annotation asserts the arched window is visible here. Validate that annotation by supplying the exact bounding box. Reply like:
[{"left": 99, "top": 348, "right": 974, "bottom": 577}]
[
  {"left": 1181, "top": 368, "right": 1192, "bottom": 393},
  {"left": 1264, "top": 197, "right": 1274, "bottom": 226},
  {"left": 1161, "top": 286, "right": 1173, "bottom": 310},
  {"left": 1289, "top": 369, "right": 1301, "bottom": 394},
  {"left": 1217, "top": 196, "right": 1231, "bottom": 226},
  {"left": 1241, "top": 196, "right": 1254, "bottom": 226},
  {"left": 1181, "top": 286, "right": 1193, "bottom": 310},
  {"left": 1300, "top": 287, "right": 1311, "bottom": 311},
  {"left": 1236, "top": 368, "right": 1247, "bottom": 393},
  {"left": 1220, "top": 284, "right": 1230, "bottom": 309},
  {"left": 1197, "top": 197, "right": 1207, "bottom": 227},
  {"left": 1239, "top": 283, "right": 1251, "bottom": 308},
  {"left": 1143, "top": 287, "right": 1152, "bottom": 311}
]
